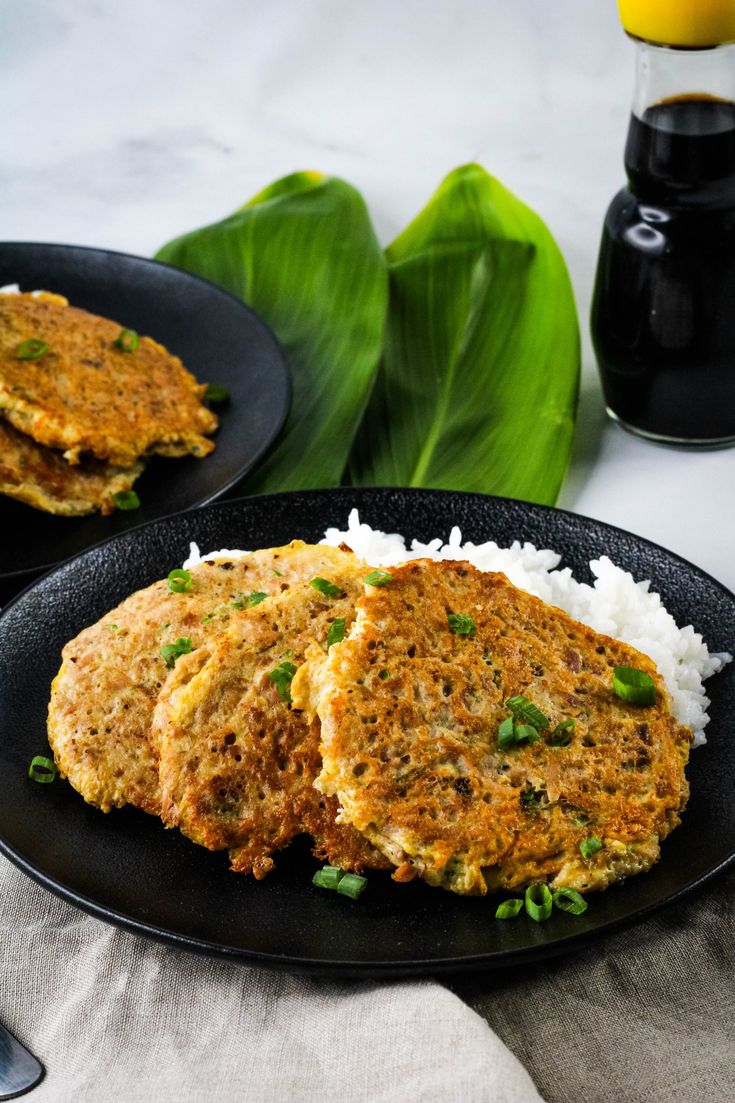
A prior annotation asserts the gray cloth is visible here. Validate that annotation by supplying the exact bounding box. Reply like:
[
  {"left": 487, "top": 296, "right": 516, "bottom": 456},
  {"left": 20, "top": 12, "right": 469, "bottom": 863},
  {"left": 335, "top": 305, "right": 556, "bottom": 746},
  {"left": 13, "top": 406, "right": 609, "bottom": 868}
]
[
  {"left": 0, "top": 855, "right": 541, "bottom": 1103},
  {"left": 452, "top": 866, "right": 735, "bottom": 1103}
]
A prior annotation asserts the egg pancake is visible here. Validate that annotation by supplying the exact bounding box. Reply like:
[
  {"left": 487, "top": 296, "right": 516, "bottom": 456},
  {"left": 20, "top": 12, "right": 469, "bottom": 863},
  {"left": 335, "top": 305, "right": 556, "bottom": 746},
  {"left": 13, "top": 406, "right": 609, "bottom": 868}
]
[
  {"left": 154, "top": 561, "right": 390, "bottom": 878},
  {"left": 0, "top": 417, "right": 143, "bottom": 516},
  {"left": 0, "top": 292, "right": 217, "bottom": 466},
  {"left": 295, "top": 559, "right": 692, "bottom": 896},
  {"left": 47, "top": 542, "right": 356, "bottom": 817}
]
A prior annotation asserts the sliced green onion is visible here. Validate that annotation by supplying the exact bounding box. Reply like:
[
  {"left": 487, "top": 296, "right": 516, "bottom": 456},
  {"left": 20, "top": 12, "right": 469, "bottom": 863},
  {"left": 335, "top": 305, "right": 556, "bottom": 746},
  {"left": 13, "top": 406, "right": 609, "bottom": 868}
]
[
  {"left": 447, "top": 613, "right": 477, "bottom": 637},
  {"left": 613, "top": 665, "right": 656, "bottom": 706},
  {"left": 312, "top": 865, "right": 343, "bottom": 890},
  {"left": 28, "top": 755, "right": 56, "bottom": 783},
  {"left": 167, "top": 568, "right": 193, "bottom": 593},
  {"left": 204, "top": 383, "right": 230, "bottom": 403},
  {"left": 548, "top": 717, "right": 575, "bottom": 746},
  {"left": 310, "top": 577, "right": 343, "bottom": 598},
  {"left": 160, "top": 637, "right": 193, "bottom": 668},
  {"left": 364, "top": 570, "right": 393, "bottom": 587},
  {"left": 495, "top": 898, "right": 524, "bottom": 919},
  {"left": 579, "top": 836, "right": 603, "bottom": 860},
  {"left": 201, "top": 613, "right": 215, "bottom": 625},
  {"left": 336, "top": 872, "right": 367, "bottom": 899},
  {"left": 379, "top": 668, "right": 390, "bottom": 680},
  {"left": 114, "top": 327, "right": 139, "bottom": 352},
  {"left": 498, "top": 715, "right": 516, "bottom": 750},
  {"left": 247, "top": 591, "right": 268, "bottom": 607},
  {"left": 17, "top": 338, "right": 49, "bottom": 360},
  {"left": 514, "top": 723, "right": 541, "bottom": 745},
  {"left": 268, "top": 660, "right": 297, "bottom": 703},
  {"left": 552, "top": 888, "right": 588, "bottom": 915},
  {"left": 114, "top": 490, "right": 140, "bottom": 511},
  {"left": 506, "top": 695, "right": 550, "bottom": 730},
  {"left": 327, "top": 618, "right": 346, "bottom": 649},
  {"left": 525, "top": 882, "right": 553, "bottom": 922}
]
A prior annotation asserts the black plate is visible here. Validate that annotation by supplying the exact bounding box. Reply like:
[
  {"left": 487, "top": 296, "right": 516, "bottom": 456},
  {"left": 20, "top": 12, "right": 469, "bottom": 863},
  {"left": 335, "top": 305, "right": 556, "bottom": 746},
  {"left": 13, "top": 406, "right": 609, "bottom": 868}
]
[
  {"left": 0, "top": 488, "right": 733, "bottom": 976},
  {"left": 0, "top": 242, "right": 290, "bottom": 587}
]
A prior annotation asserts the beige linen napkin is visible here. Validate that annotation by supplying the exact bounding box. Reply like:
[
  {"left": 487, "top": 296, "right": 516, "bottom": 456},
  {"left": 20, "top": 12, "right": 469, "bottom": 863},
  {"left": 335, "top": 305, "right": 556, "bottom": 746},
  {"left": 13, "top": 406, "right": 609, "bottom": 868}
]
[{"left": 0, "top": 856, "right": 543, "bottom": 1103}]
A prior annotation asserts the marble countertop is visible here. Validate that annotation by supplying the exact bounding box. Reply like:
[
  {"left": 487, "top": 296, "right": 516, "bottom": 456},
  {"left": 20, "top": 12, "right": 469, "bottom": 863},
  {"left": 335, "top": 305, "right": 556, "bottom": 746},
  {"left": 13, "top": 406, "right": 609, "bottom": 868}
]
[{"left": 2, "top": 0, "right": 733, "bottom": 591}]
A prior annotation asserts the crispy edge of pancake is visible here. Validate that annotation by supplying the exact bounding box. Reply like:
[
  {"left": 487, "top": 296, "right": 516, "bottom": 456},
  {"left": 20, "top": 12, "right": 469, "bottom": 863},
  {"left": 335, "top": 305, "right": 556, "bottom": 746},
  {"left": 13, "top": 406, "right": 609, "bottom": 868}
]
[
  {"left": 0, "top": 293, "right": 217, "bottom": 466},
  {"left": 153, "top": 567, "right": 390, "bottom": 878},
  {"left": 0, "top": 417, "right": 143, "bottom": 515},
  {"left": 297, "top": 559, "right": 692, "bottom": 896}
]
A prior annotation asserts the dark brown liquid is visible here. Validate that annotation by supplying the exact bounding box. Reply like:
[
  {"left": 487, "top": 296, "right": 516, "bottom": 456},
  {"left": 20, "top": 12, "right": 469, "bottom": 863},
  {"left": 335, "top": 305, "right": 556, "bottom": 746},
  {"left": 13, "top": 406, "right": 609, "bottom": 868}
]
[{"left": 591, "top": 98, "right": 735, "bottom": 443}]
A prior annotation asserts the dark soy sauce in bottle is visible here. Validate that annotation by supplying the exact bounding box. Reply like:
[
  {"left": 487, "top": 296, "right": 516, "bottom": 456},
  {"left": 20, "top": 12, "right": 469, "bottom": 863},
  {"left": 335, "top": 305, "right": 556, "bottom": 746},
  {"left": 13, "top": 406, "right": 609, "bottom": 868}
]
[{"left": 591, "top": 36, "right": 735, "bottom": 445}]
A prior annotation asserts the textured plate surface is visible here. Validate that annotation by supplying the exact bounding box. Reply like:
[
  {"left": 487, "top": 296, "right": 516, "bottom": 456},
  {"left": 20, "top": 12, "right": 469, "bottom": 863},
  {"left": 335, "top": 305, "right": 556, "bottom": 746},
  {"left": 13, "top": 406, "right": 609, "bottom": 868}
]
[
  {"left": 0, "top": 488, "right": 733, "bottom": 977},
  {"left": 0, "top": 242, "right": 290, "bottom": 585}
]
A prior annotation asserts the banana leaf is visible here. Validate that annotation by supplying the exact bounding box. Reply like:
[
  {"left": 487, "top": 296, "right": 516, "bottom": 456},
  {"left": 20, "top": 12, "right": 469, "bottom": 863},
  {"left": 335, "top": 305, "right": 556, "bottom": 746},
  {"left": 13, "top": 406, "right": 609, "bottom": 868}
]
[
  {"left": 156, "top": 171, "right": 387, "bottom": 492},
  {"left": 347, "top": 163, "right": 580, "bottom": 504}
]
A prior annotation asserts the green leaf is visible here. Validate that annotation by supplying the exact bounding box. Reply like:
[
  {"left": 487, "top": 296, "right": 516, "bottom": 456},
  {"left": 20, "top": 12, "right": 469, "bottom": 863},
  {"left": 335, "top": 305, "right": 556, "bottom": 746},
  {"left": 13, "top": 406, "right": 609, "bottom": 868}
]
[
  {"left": 348, "top": 163, "right": 580, "bottom": 504},
  {"left": 156, "top": 171, "right": 388, "bottom": 492}
]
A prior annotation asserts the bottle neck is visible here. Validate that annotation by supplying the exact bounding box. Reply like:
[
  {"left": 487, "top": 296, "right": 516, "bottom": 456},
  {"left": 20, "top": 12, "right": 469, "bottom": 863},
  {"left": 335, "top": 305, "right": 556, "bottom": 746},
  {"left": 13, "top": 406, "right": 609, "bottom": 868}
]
[{"left": 624, "top": 41, "right": 735, "bottom": 205}]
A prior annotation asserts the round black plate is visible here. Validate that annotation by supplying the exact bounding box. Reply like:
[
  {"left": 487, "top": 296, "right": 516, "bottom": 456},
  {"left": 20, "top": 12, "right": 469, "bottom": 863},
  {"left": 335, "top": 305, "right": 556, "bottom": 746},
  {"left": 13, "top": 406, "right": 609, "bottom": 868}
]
[
  {"left": 0, "top": 488, "right": 733, "bottom": 976},
  {"left": 0, "top": 242, "right": 290, "bottom": 586}
]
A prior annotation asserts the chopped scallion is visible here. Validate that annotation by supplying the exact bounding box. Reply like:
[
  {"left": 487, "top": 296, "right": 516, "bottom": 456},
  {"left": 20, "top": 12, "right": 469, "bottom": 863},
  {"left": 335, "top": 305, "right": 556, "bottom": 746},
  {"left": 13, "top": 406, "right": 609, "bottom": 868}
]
[
  {"left": 247, "top": 591, "right": 268, "bottom": 607},
  {"left": 336, "top": 872, "right": 367, "bottom": 899},
  {"left": 17, "top": 338, "right": 49, "bottom": 360},
  {"left": 28, "top": 755, "right": 57, "bottom": 783},
  {"left": 268, "top": 660, "right": 297, "bottom": 703},
  {"left": 312, "top": 865, "right": 343, "bottom": 890},
  {"left": 613, "top": 665, "right": 656, "bottom": 706},
  {"left": 327, "top": 618, "right": 346, "bottom": 649},
  {"left": 114, "top": 327, "right": 139, "bottom": 352},
  {"left": 447, "top": 612, "right": 477, "bottom": 637},
  {"left": 548, "top": 717, "right": 575, "bottom": 746},
  {"left": 310, "top": 577, "right": 343, "bottom": 598},
  {"left": 204, "top": 383, "right": 230, "bottom": 403},
  {"left": 167, "top": 568, "right": 193, "bottom": 593},
  {"left": 160, "top": 636, "right": 193, "bottom": 668},
  {"left": 114, "top": 490, "right": 140, "bottom": 511},
  {"left": 525, "top": 882, "right": 553, "bottom": 922},
  {"left": 497, "top": 715, "right": 516, "bottom": 750},
  {"left": 379, "top": 668, "right": 390, "bottom": 680},
  {"left": 552, "top": 888, "right": 588, "bottom": 915},
  {"left": 507, "top": 694, "right": 550, "bottom": 730},
  {"left": 364, "top": 570, "right": 393, "bottom": 587},
  {"left": 514, "top": 723, "right": 541, "bottom": 745},
  {"left": 579, "top": 836, "right": 603, "bottom": 861},
  {"left": 495, "top": 898, "right": 524, "bottom": 919}
]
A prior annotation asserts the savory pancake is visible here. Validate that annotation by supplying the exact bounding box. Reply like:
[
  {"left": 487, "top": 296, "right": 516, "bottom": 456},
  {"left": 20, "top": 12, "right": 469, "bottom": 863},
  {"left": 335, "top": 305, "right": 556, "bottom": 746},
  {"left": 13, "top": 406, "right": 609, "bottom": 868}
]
[
  {"left": 48, "top": 542, "right": 356, "bottom": 817},
  {"left": 0, "top": 292, "right": 217, "bottom": 466},
  {"left": 154, "top": 561, "right": 390, "bottom": 878},
  {"left": 294, "top": 559, "right": 692, "bottom": 896},
  {"left": 0, "top": 417, "right": 143, "bottom": 515}
]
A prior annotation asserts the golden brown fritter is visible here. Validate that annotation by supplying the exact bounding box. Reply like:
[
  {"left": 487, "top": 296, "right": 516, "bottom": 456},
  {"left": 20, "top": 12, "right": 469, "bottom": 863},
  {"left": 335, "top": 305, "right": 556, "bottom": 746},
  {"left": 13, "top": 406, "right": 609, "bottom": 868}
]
[
  {"left": 295, "top": 559, "right": 692, "bottom": 896},
  {"left": 154, "top": 560, "right": 390, "bottom": 878},
  {"left": 0, "top": 417, "right": 143, "bottom": 516},
  {"left": 0, "top": 292, "right": 217, "bottom": 466},
  {"left": 48, "top": 542, "right": 354, "bottom": 817}
]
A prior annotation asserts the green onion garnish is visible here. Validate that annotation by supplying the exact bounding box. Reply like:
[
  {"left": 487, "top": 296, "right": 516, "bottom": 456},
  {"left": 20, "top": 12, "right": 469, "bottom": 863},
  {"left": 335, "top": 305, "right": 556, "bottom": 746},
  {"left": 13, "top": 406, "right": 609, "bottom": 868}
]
[
  {"left": 327, "top": 618, "right": 346, "bottom": 649},
  {"left": 525, "top": 883, "right": 553, "bottom": 923},
  {"left": 548, "top": 718, "right": 575, "bottom": 746},
  {"left": 312, "top": 865, "right": 343, "bottom": 890},
  {"left": 498, "top": 715, "right": 517, "bottom": 750},
  {"left": 552, "top": 888, "right": 588, "bottom": 915},
  {"left": 336, "top": 872, "right": 367, "bottom": 899},
  {"left": 268, "top": 660, "right": 297, "bottom": 703},
  {"left": 379, "top": 668, "right": 390, "bottom": 680},
  {"left": 160, "top": 636, "right": 193, "bottom": 668},
  {"left": 507, "top": 695, "right": 550, "bottom": 730},
  {"left": 247, "top": 591, "right": 268, "bottom": 607},
  {"left": 364, "top": 570, "right": 393, "bottom": 587},
  {"left": 613, "top": 665, "right": 656, "bottom": 706},
  {"left": 114, "top": 327, "right": 139, "bottom": 352},
  {"left": 447, "top": 613, "right": 477, "bottom": 637},
  {"left": 579, "top": 836, "right": 603, "bottom": 861},
  {"left": 114, "top": 490, "right": 140, "bottom": 511},
  {"left": 28, "top": 755, "right": 56, "bottom": 783},
  {"left": 204, "top": 383, "right": 230, "bottom": 403},
  {"left": 167, "top": 568, "right": 193, "bottom": 593},
  {"left": 495, "top": 898, "right": 524, "bottom": 919},
  {"left": 17, "top": 338, "right": 49, "bottom": 360},
  {"left": 310, "top": 577, "right": 343, "bottom": 598},
  {"left": 514, "top": 724, "right": 541, "bottom": 745}
]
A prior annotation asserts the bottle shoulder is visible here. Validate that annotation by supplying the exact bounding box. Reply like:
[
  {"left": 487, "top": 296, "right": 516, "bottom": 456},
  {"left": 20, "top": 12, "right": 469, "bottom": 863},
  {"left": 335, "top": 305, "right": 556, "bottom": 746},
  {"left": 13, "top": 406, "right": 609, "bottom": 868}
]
[{"left": 602, "top": 187, "right": 735, "bottom": 238}]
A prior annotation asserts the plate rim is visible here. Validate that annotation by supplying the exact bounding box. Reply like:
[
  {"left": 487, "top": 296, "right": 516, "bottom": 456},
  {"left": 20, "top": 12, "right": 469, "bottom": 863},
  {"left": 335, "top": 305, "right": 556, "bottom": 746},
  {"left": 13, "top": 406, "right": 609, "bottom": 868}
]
[
  {"left": 0, "top": 240, "right": 292, "bottom": 583},
  {"left": 1, "top": 486, "right": 733, "bottom": 976}
]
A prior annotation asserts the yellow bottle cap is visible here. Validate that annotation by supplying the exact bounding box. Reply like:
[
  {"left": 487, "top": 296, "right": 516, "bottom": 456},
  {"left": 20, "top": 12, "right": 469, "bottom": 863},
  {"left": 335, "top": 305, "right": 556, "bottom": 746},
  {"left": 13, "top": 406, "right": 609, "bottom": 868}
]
[{"left": 618, "top": 0, "right": 735, "bottom": 47}]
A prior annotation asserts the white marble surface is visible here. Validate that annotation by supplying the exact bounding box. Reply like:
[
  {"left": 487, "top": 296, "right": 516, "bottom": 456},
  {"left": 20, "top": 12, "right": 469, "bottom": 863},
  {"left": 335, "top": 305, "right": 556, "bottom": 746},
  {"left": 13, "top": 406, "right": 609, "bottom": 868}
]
[{"left": 2, "top": 0, "right": 734, "bottom": 590}]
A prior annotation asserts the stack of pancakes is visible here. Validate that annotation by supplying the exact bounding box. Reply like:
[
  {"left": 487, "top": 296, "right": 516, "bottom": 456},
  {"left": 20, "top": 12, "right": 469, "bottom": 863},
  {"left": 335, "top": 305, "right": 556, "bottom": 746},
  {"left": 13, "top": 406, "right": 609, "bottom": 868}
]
[
  {"left": 48, "top": 542, "right": 692, "bottom": 896},
  {"left": 0, "top": 291, "right": 217, "bottom": 515}
]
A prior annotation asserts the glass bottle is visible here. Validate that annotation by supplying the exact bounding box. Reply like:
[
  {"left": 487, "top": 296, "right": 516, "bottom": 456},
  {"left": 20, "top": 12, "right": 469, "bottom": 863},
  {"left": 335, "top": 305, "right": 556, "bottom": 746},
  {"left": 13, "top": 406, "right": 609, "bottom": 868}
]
[{"left": 591, "top": 1, "right": 735, "bottom": 445}]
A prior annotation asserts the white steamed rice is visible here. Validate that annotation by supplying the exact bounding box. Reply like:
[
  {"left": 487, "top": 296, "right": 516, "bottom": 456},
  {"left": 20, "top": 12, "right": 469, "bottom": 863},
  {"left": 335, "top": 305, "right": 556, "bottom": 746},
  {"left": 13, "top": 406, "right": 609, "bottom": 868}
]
[{"left": 184, "top": 508, "right": 731, "bottom": 747}]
